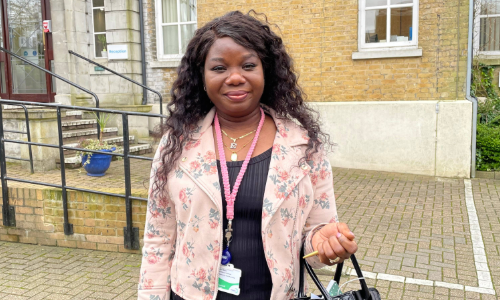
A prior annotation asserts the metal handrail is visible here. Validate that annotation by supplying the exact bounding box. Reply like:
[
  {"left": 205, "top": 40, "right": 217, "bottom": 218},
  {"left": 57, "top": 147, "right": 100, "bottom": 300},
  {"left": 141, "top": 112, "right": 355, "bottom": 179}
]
[
  {"left": 68, "top": 50, "right": 164, "bottom": 115},
  {"left": 2, "top": 104, "right": 34, "bottom": 173},
  {"left": 0, "top": 46, "right": 101, "bottom": 140},
  {"left": 0, "top": 99, "right": 167, "bottom": 249}
]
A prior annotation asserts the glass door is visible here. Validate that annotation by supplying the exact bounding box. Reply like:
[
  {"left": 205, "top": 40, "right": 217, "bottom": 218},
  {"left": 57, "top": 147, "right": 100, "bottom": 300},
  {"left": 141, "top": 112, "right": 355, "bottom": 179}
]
[{"left": 0, "top": 0, "right": 53, "bottom": 102}]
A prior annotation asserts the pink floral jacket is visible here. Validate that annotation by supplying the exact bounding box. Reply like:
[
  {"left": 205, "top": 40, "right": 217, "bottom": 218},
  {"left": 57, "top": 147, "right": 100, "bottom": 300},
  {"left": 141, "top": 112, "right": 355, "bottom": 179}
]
[{"left": 138, "top": 106, "right": 338, "bottom": 300}]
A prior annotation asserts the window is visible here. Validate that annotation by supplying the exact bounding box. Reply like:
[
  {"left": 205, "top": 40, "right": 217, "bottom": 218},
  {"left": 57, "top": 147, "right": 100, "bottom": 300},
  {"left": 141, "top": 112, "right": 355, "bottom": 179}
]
[
  {"left": 92, "top": 0, "right": 107, "bottom": 58},
  {"left": 477, "top": 0, "right": 500, "bottom": 54},
  {"left": 156, "top": 0, "right": 197, "bottom": 61},
  {"left": 358, "top": 0, "right": 419, "bottom": 50}
]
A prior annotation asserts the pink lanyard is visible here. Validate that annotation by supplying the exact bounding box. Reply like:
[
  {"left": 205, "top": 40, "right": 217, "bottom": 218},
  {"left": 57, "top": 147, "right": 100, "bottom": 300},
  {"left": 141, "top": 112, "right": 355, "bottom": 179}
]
[{"left": 214, "top": 107, "right": 265, "bottom": 262}]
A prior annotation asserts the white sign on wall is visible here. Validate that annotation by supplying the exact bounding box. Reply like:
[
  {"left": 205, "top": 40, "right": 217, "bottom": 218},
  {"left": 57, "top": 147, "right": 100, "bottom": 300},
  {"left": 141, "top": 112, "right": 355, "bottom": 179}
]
[{"left": 107, "top": 44, "right": 129, "bottom": 60}]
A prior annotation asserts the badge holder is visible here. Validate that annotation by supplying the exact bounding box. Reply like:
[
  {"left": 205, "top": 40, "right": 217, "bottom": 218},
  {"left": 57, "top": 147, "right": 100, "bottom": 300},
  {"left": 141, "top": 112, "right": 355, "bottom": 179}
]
[{"left": 218, "top": 263, "right": 242, "bottom": 296}]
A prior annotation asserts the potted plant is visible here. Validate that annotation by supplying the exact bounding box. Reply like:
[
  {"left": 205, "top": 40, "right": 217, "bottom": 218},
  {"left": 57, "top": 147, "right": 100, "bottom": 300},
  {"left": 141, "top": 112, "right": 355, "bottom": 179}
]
[
  {"left": 77, "top": 112, "right": 116, "bottom": 176},
  {"left": 97, "top": 35, "right": 107, "bottom": 58}
]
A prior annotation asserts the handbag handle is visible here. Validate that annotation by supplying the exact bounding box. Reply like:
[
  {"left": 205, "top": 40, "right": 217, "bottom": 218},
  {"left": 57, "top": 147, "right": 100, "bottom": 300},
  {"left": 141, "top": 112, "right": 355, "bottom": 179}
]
[
  {"left": 299, "top": 247, "right": 372, "bottom": 300},
  {"left": 333, "top": 254, "right": 372, "bottom": 300}
]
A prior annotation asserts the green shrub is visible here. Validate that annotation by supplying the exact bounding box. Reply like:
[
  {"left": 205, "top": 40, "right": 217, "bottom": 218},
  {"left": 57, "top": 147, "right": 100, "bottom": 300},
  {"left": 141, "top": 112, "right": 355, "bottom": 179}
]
[
  {"left": 473, "top": 63, "right": 500, "bottom": 171},
  {"left": 476, "top": 123, "right": 500, "bottom": 171}
]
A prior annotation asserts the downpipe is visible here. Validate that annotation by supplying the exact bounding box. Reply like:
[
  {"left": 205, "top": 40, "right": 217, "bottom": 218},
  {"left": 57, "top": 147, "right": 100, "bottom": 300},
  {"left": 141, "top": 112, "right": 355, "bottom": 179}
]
[{"left": 466, "top": 0, "right": 477, "bottom": 178}]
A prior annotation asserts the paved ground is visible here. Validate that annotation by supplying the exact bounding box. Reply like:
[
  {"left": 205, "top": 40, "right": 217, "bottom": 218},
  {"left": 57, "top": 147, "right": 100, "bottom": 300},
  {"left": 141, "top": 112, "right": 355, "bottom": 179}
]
[
  {"left": 1, "top": 166, "right": 500, "bottom": 299},
  {"left": 5, "top": 152, "right": 154, "bottom": 198}
]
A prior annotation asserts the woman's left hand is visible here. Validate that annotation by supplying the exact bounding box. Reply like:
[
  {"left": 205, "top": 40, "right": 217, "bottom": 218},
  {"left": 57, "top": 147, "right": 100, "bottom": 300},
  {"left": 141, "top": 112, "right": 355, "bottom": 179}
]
[{"left": 311, "top": 222, "right": 358, "bottom": 266}]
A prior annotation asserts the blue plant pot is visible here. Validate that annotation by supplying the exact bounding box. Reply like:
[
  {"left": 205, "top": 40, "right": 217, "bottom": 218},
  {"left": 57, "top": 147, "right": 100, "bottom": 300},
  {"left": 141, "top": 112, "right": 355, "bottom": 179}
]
[{"left": 81, "top": 147, "right": 116, "bottom": 177}]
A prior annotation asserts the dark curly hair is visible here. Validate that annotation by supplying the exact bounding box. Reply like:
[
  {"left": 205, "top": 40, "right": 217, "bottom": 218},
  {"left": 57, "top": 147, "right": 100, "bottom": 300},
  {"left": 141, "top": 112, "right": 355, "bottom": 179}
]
[{"left": 154, "top": 10, "right": 331, "bottom": 188}]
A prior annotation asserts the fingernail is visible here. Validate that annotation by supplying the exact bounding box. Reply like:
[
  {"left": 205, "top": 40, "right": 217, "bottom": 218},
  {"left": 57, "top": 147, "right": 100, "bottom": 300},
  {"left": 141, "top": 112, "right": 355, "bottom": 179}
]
[
  {"left": 337, "top": 232, "right": 341, "bottom": 238},
  {"left": 350, "top": 231, "right": 355, "bottom": 238}
]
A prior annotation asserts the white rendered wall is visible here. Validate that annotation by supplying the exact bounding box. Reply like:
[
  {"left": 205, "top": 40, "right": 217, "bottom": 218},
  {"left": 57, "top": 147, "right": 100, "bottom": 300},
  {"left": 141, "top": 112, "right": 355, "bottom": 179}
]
[{"left": 309, "top": 101, "right": 472, "bottom": 178}]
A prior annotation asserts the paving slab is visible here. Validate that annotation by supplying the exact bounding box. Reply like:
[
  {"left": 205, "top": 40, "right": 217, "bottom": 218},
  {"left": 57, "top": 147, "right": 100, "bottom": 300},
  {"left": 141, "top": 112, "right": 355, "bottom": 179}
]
[{"left": 0, "top": 167, "right": 499, "bottom": 299}]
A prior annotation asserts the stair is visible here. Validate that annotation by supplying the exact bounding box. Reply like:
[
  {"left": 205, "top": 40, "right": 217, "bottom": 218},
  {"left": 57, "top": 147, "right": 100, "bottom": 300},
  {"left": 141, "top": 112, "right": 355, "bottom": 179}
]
[{"left": 58, "top": 110, "right": 153, "bottom": 169}]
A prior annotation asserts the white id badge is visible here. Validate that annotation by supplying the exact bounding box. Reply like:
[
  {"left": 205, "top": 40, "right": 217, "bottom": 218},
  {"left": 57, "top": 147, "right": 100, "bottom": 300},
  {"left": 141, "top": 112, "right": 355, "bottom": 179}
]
[{"left": 218, "top": 264, "right": 242, "bottom": 296}]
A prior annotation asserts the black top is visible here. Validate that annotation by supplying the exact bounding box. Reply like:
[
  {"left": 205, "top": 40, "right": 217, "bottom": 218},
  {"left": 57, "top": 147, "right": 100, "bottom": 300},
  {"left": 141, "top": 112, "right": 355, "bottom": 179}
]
[{"left": 172, "top": 147, "right": 273, "bottom": 300}]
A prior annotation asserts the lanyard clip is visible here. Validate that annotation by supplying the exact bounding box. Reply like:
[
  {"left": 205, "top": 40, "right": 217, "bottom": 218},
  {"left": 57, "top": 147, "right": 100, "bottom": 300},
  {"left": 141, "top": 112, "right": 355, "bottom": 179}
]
[{"left": 225, "top": 220, "right": 233, "bottom": 247}]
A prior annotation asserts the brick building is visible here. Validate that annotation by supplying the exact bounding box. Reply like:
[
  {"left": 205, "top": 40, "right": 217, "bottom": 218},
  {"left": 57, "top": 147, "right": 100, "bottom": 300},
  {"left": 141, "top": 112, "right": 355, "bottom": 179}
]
[
  {"left": 0, "top": 0, "right": 476, "bottom": 177},
  {"left": 142, "top": 0, "right": 473, "bottom": 177}
]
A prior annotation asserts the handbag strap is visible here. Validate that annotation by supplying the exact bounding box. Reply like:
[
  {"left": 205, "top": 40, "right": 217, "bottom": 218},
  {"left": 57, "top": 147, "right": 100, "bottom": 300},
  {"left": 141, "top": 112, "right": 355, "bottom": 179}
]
[
  {"left": 299, "top": 247, "right": 372, "bottom": 300},
  {"left": 333, "top": 254, "right": 372, "bottom": 300},
  {"left": 298, "top": 247, "right": 307, "bottom": 297}
]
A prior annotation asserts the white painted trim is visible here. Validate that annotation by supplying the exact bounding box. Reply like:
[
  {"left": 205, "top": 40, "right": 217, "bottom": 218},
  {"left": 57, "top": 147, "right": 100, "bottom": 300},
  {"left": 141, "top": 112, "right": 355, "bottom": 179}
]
[
  {"left": 149, "top": 59, "right": 181, "bottom": 68},
  {"left": 358, "top": 0, "right": 419, "bottom": 51},
  {"left": 352, "top": 48, "right": 422, "bottom": 59},
  {"left": 91, "top": 5, "right": 107, "bottom": 59},
  {"left": 155, "top": 0, "right": 197, "bottom": 61}
]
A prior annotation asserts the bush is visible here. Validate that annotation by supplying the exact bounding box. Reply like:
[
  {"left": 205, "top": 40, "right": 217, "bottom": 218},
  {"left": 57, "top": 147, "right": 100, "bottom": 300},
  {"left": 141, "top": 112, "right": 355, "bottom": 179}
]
[
  {"left": 473, "top": 63, "right": 500, "bottom": 171},
  {"left": 476, "top": 123, "right": 500, "bottom": 171}
]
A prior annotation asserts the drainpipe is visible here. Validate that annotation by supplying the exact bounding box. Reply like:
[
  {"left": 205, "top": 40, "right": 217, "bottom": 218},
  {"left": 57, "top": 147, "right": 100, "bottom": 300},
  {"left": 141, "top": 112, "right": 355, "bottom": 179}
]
[
  {"left": 466, "top": 0, "right": 477, "bottom": 178},
  {"left": 139, "top": 0, "right": 147, "bottom": 105}
]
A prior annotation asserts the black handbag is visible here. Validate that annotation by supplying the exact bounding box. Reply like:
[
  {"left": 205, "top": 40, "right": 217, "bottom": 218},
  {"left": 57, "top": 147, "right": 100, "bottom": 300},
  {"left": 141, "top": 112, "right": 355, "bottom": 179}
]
[{"left": 295, "top": 248, "right": 381, "bottom": 300}]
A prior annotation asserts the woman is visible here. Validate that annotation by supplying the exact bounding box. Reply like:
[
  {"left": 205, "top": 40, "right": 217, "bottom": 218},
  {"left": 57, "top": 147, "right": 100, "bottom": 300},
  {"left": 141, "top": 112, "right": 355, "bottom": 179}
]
[{"left": 138, "top": 11, "right": 358, "bottom": 300}]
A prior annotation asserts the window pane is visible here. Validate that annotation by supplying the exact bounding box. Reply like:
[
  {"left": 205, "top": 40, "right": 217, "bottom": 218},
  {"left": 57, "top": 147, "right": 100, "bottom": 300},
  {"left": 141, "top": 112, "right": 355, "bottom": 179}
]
[
  {"left": 95, "top": 34, "right": 107, "bottom": 57},
  {"left": 365, "top": 9, "right": 387, "bottom": 43},
  {"left": 180, "top": 0, "right": 197, "bottom": 22},
  {"left": 480, "top": 17, "right": 500, "bottom": 51},
  {"left": 163, "top": 25, "right": 179, "bottom": 54},
  {"left": 391, "top": 0, "right": 412, "bottom": 4},
  {"left": 366, "top": 0, "right": 387, "bottom": 7},
  {"left": 162, "top": 0, "right": 178, "bottom": 23},
  {"left": 181, "top": 24, "right": 196, "bottom": 52},
  {"left": 93, "top": 8, "right": 106, "bottom": 32},
  {"left": 481, "top": 0, "right": 500, "bottom": 15},
  {"left": 390, "top": 7, "right": 413, "bottom": 42},
  {"left": 93, "top": 0, "right": 104, "bottom": 7}
]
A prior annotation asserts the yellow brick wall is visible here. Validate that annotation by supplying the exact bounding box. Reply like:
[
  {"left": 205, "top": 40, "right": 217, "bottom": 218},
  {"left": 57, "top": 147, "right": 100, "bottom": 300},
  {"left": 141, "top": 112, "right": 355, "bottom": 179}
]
[
  {"left": 197, "top": 0, "right": 470, "bottom": 101},
  {"left": 0, "top": 188, "right": 146, "bottom": 253}
]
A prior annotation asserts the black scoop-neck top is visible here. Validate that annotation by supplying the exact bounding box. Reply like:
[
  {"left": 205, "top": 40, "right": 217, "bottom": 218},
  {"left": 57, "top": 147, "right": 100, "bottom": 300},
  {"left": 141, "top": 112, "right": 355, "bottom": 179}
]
[{"left": 172, "top": 147, "right": 273, "bottom": 300}]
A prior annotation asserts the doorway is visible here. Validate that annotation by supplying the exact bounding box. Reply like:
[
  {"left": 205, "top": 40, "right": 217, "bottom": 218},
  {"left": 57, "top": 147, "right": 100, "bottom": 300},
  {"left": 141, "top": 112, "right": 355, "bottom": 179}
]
[{"left": 0, "top": 0, "right": 54, "bottom": 102}]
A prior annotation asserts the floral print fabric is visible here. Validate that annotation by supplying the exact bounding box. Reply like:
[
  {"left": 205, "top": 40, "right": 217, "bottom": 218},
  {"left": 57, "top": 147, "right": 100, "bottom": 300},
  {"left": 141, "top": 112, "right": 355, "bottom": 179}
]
[{"left": 138, "top": 106, "right": 338, "bottom": 300}]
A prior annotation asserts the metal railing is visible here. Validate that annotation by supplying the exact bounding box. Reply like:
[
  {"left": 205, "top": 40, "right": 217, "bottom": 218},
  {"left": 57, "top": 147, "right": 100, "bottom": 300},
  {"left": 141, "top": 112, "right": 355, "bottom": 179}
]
[
  {"left": 2, "top": 104, "right": 34, "bottom": 174},
  {"left": 0, "top": 47, "right": 168, "bottom": 250},
  {"left": 0, "top": 99, "right": 166, "bottom": 249},
  {"left": 0, "top": 46, "right": 102, "bottom": 140},
  {"left": 68, "top": 50, "right": 164, "bottom": 116}
]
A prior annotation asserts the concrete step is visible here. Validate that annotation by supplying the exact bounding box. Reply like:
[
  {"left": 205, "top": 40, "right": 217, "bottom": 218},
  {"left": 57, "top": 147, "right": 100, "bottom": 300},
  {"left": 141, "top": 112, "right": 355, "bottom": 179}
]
[
  {"left": 57, "top": 143, "right": 153, "bottom": 169},
  {"left": 62, "top": 110, "right": 83, "bottom": 120},
  {"left": 62, "top": 136, "right": 136, "bottom": 156},
  {"left": 62, "top": 119, "right": 97, "bottom": 130},
  {"left": 62, "top": 127, "right": 118, "bottom": 143}
]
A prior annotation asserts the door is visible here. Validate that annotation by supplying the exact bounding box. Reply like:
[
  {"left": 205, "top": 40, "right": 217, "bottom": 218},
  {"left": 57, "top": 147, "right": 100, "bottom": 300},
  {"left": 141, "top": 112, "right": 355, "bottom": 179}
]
[{"left": 0, "top": 0, "right": 53, "bottom": 102}]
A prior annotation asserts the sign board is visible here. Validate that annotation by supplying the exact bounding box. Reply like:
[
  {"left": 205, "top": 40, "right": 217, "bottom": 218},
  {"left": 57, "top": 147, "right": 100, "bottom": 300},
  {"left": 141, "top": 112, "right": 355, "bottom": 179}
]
[
  {"left": 94, "top": 66, "right": 105, "bottom": 71},
  {"left": 107, "top": 44, "right": 129, "bottom": 60},
  {"left": 43, "top": 20, "right": 52, "bottom": 33}
]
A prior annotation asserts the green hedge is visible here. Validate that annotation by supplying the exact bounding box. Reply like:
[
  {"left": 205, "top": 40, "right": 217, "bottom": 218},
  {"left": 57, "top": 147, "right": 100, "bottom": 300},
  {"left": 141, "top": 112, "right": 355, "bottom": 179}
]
[{"left": 477, "top": 123, "right": 500, "bottom": 171}]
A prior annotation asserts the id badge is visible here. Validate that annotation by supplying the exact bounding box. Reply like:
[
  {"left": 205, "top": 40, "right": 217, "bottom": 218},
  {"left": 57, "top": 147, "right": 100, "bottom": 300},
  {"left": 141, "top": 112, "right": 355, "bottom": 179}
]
[{"left": 218, "top": 264, "right": 242, "bottom": 296}]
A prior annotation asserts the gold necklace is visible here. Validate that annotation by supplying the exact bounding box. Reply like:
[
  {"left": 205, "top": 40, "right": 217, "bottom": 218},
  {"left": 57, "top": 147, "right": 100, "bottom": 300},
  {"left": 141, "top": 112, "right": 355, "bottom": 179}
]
[
  {"left": 221, "top": 129, "right": 256, "bottom": 149},
  {"left": 223, "top": 139, "right": 253, "bottom": 161}
]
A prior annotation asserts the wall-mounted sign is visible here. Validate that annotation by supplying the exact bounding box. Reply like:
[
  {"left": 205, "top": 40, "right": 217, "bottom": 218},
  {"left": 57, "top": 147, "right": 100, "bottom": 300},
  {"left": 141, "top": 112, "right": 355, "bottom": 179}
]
[
  {"left": 94, "top": 66, "right": 105, "bottom": 71},
  {"left": 107, "top": 44, "right": 128, "bottom": 60}
]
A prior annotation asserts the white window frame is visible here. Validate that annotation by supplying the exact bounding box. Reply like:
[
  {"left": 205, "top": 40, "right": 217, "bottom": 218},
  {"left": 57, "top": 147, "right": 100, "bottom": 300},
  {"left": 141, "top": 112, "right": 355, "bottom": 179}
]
[
  {"left": 155, "top": 0, "right": 197, "bottom": 61},
  {"left": 474, "top": 0, "right": 500, "bottom": 56},
  {"left": 92, "top": 2, "right": 106, "bottom": 59},
  {"left": 358, "top": 0, "right": 419, "bottom": 51}
]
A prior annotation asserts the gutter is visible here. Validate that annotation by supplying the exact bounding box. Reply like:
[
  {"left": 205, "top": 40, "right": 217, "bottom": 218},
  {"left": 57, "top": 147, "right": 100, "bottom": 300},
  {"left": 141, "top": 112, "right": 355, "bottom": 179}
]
[
  {"left": 139, "top": 0, "right": 147, "bottom": 105},
  {"left": 466, "top": 0, "right": 477, "bottom": 178}
]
